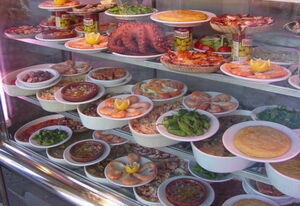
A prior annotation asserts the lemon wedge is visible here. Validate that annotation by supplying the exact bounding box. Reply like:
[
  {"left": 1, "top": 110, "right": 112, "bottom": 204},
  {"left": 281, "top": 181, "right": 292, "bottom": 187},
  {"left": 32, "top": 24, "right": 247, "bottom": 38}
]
[
  {"left": 85, "top": 32, "right": 102, "bottom": 45},
  {"left": 114, "top": 98, "right": 130, "bottom": 111},
  {"left": 53, "top": 0, "right": 67, "bottom": 5},
  {"left": 250, "top": 59, "right": 271, "bottom": 73},
  {"left": 125, "top": 162, "right": 140, "bottom": 174}
]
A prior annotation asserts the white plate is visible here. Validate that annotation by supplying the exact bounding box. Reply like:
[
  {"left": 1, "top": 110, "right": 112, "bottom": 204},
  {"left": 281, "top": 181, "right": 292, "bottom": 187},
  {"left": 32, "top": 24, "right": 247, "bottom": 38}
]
[
  {"left": 220, "top": 62, "right": 291, "bottom": 84},
  {"left": 29, "top": 125, "right": 72, "bottom": 149},
  {"left": 35, "top": 33, "right": 82, "bottom": 42},
  {"left": 65, "top": 38, "right": 108, "bottom": 53},
  {"left": 133, "top": 187, "right": 162, "bottom": 206},
  {"left": 63, "top": 139, "right": 111, "bottom": 167},
  {"left": 156, "top": 109, "right": 220, "bottom": 142},
  {"left": 157, "top": 176, "right": 215, "bottom": 206},
  {"left": 193, "top": 48, "right": 231, "bottom": 56},
  {"left": 222, "top": 120, "right": 300, "bottom": 163},
  {"left": 4, "top": 32, "right": 36, "bottom": 39},
  {"left": 52, "top": 61, "right": 92, "bottom": 77},
  {"left": 54, "top": 84, "right": 105, "bottom": 105},
  {"left": 15, "top": 76, "right": 62, "bottom": 91},
  {"left": 222, "top": 194, "right": 280, "bottom": 206},
  {"left": 112, "top": 52, "right": 163, "bottom": 60},
  {"left": 104, "top": 156, "right": 155, "bottom": 187},
  {"left": 150, "top": 10, "right": 216, "bottom": 27},
  {"left": 104, "top": 9, "right": 157, "bottom": 21},
  {"left": 188, "top": 161, "right": 234, "bottom": 183},
  {"left": 38, "top": 1, "right": 81, "bottom": 11},
  {"left": 92, "top": 130, "right": 128, "bottom": 146},
  {"left": 131, "top": 79, "right": 187, "bottom": 103},
  {"left": 97, "top": 94, "right": 154, "bottom": 121},
  {"left": 288, "top": 75, "right": 300, "bottom": 90},
  {"left": 87, "top": 67, "right": 130, "bottom": 86},
  {"left": 183, "top": 91, "right": 239, "bottom": 117},
  {"left": 86, "top": 73, "right": 132, "bottom": 88}
]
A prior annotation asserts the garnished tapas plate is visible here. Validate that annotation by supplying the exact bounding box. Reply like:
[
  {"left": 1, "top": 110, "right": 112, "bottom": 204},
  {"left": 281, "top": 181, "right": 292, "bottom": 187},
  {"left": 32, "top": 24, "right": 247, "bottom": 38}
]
[
  {"left": 35, "top": 29, "right": 81, "bottom": 42},
  {"left": 97, "top": 94, "right": 154, "bottom": 120},
  {"left": 51, "top": 60, "right": 92, "bottom": 76},
  {"left": 38, "top": 0, "right": 80, "bottom": 10},
  {"left": 4, "top": 25, "right": 45, "bottom": 38},
  {"left": 63, "top": 139, "right": 110, "bottom": 167},
  {"left": 105, "top": 8, "right": 157, "bottom": 21},
  {"left": 92, "top": 130, "right": 128, "bottom": 146},
  {"left": 65, "top": 37, "right": 108, "bottom": 53}
]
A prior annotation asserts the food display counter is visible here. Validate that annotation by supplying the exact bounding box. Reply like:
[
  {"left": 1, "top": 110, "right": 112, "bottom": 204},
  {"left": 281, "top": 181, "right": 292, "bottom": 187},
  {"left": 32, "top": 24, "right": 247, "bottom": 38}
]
[{"left": 0, "top": 0, "right": 300, "bottom": 205}]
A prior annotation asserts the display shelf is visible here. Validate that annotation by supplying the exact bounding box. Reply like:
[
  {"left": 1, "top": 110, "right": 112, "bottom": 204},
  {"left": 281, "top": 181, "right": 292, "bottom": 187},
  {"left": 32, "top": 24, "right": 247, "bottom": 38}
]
[
  {"left": 17, "top": 95, "right": 271, "bottom": 185},
  {"left": 9, "top": 37, "right": 300, "bottom": 98}
]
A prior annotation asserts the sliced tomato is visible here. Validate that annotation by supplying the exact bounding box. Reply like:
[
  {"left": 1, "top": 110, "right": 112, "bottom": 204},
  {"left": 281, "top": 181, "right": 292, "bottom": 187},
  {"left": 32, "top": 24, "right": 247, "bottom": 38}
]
[
  {"left": 157, "top": 93, "right": 172, "bottom": 99},
  {"left": 217, "top": 46, "right": 231, "bottom": 52},
  {"left": 169, "top": 90, "right": 181, "bottom": 97},
  {"left": 195, "top": 43, "right": 214, "bottom": 52}
]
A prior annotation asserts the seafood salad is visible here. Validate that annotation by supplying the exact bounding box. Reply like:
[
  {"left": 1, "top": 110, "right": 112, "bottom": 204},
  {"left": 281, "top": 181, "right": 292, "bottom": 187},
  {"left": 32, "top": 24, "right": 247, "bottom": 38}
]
[
  {"left": 133, "top": 79, "right": 185, "bottom": 100},
  {"left": 130, "top": 101, "right": 182, "bottom": 135},
  {"left": 51, "top": 60, "right": 91, "bottom": 75},
  {"left": 105, "top": 153, "right": 157, "bottom": 186},
  {"left": 98, "top": 95, "right": 151, "bottom": 119},
  {"left": 184, "top": 91, "right": 237, "bottom": 113}
]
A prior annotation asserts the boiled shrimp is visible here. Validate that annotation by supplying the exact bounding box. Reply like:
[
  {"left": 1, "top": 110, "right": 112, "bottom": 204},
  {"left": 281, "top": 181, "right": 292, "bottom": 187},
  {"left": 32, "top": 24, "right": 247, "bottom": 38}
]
[
  {"left": 98, "top": 106, "right": 115, "bottom": 115},
  {"left": 127, "top": 95, "right": 140, "bottom": 104},
  {"left": 111, "top": 110, "right": 126, "bottom": 118},
  {"left": 211, "top": 94, "right": 231, "bottom": 102},
  {"left": 212, "top": 101, "right": 237, "bottom": 110},
  {"left": 103, "top": 98, "right": 116, "bottom": 107}
]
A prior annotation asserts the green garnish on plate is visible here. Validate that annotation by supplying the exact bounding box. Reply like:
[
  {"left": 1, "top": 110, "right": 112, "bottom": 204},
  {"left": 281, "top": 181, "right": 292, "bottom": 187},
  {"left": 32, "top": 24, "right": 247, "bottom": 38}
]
[{"left": 108, "top": 4, "right": 155, "bottom": 15}]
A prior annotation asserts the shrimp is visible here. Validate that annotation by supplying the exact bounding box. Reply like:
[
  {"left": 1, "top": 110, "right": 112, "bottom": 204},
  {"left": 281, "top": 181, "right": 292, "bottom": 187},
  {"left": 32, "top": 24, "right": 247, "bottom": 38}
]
[
  {"left": 230, "top": 67, "right": 253, "bottom": 77},
  {"left": 127, "top": 153, "right": 140, "bottom": 164},
  {"left": 111, "top": 110, "right": 126, "bottom": 118},
  {"left": 122, "top": 173, "right": 141, "bottom": 185},
  {"left": 126, "top": 108, "right": 142, "bottom": 117},
  {"left": 132, "top": 162, "right": 157, "bottom": 181},
  {"left": 249, "top": 66, "right": 288, "bottom": 79},
  {"left": 191, "top": 91, "right": 211, "bottom": 101},
  {"left": 197, "top": 102, "right": 210, "bottom": 110},
  {"left": 212, "top": 102, "right": 237, "bottom": 111},
  {"left": 184, "top": 98, "right": 199, "bottom": 108},
  {"left": 103, "top": 98, "right": 115, "bottom": 107},
  {"left": 106, "top": 161, "right": 125, "bottom": 180},
  {"left": 211, "top": 94, "right": 231, "bottom": 102},
  {"left": 129, "top": 102, "right": 151, "bottom": 110},
  {"left": 207, "top": 104, "right": 222, "bottom": 113},
  {"left": 127, "top": 95, "right": 139, "bottom": 104},
  {"left": 98, "top": 106, "right": 115, "bottom": 115}
]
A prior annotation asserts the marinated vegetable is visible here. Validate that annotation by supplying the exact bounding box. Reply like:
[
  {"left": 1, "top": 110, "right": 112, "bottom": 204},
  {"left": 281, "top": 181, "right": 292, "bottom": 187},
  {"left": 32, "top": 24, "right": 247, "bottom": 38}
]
[
  {"left": 192, "top": 165, "right": 230, "bottom": 179},
  {"left": 163, "top": 109, "right": 210, "bottom": 136},
  {"left": 32, "top": 129, "right": 68, "bottom": 146},
  {"left": 107, "top": 4, "right": 155, "bottom": 15},
  {"left": 194, "top": 34, "right": 232, "bottom": 52},
  {"left": 256, "top": 107, "right": 300, "bottom": 129}
]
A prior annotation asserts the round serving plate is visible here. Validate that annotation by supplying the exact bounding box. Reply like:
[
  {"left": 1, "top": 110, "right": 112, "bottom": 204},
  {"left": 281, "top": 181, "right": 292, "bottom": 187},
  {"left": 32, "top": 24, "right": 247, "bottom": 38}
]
[
  {"left": 104, "top": 9, "right": 158, "bottom": 21},
  {"left": 52, "top": 61, "right": 92, "bottom": 77},
  {"left": 156, "top": 109, "right": 219, "bottom": 142},
  {"left": 65, "top": 38, "right": 108, "bottom": 53},
  {"left": 288, "top": 75, "right": 300, "bottom": 90},
  {"left": 38, "top": 1, "right": 81, "bottom": 11},
  {"left": 222, "top": 194, "right": 279, "bottom": 206},
  {"left": 150, "top": 10, "right": 216, "bottom": 27},
  {"left": 15, "top": 76, "right": 62, "bottom": 91},
  {"left": 222, "top": 120, "right": 300, "bottom": 163},
  {"left": 86, "top": 73, "right": 132, "bottom": 88},
  {"left": 112, "top": 52, "right": 163, "bottom": 61},
  {"left": 35, "top": 33, "right": 82, "bottom": 43},
  {"left": 92, "top": 130, "right": 129, "bottom": 146}
]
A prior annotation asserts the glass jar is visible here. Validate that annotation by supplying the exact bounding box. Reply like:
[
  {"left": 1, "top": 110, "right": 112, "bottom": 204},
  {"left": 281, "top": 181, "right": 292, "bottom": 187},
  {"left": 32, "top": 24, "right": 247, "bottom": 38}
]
[
  {"left": 55, "top": 11, "right": 71, "bottom": 29},
  {"left": 83, "top": 14, "right": 99, "bottom": 33},
  {"left": 174, "top": 27, "right": 193, "bottom": 51},
  {"left": 232, "top": 33, "right": 253, "bottom": 61}
]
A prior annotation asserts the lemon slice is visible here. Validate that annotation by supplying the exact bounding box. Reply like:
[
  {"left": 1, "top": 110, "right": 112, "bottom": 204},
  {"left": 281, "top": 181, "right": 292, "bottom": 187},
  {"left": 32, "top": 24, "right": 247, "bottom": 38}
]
[
  {"left": 250, "top": 59, "right": 271, "bottom": 73},
  {"left": 85, "top": 32, "right": 102, "bottom": 45},
  {"left": 125, "top": 162, "right": 140, "bottom": 174},
  {"left": 114, "top": 98, "right": 130, "bottom": 111},
  {"left": 53, "top": 0, "right": 67, "bottom": 5}
]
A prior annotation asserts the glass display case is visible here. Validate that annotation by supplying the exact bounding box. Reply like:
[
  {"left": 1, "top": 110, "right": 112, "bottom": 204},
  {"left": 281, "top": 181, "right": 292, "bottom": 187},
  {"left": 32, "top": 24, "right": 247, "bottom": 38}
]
[{"left": 0, "top": 0, "right": 299, "bottom": 205}]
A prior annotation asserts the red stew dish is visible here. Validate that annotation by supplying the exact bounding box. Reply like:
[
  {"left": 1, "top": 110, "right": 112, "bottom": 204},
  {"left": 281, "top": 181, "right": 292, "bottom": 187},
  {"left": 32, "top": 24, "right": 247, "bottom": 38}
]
[
  {"left": 166, "top": 178, "right": 207, "bottom": 206},
  {"left": 69, "top": 141, "right": 104, "bottom": 162},
  {"left": 61, "top": 82, "right": 98, "bottom": 102},
  {"left": 22, "top": 70, "right": 53, "bottom": 83}
]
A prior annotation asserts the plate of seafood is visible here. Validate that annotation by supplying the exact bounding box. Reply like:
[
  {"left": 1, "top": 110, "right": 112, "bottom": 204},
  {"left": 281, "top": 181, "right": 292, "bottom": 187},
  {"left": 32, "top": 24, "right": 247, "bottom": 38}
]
[
  {"left": 63, "top": 139, "right": 110, "bottom": 167},
  {"left": 150, "top": 10, "right": 216, "bottom": 27},
  {"left": 4, "top": 25, "right": 45, "bottom": 39},
  {"left": 288, "top": 75, "right": 300, "bottom": 90},
  {"left": 132, "top": 79, "right": 187, "bottom": 104},
  {"left": 157, "top": 176, "right": 215, "bottom": 206},
  {"left": 69, "top": 1, "right": 116, "bottom": 15},
  {"left": 38, "top": 0, "right": 80, "bottom": 10},
  {"left": 104, "top": 153, "right": 157, "bottom": 187},
  {"left": 97, "top": 94, "right": 154, "bottom": 120},
  {"left": 108, "top": 22, "right": 167, "bottom": 57},
  {"left": 35, "top": 29, "right": 81, "bottom": 42},
  {"left": 92, "top": 130, "right": 128, "bottom": 146},
  {"left": 54, "top": 82, "right": 105, "bottom": 105},
  {"left": 220, "top": 60, "right": 291, "bottom": 84},
  {"left": 15, "top": 76, "right": 62, "bottom": 91},
  {"left": 65, "top": 36, "right": 108, "bottom": 53},
  {"left": 183, "top": 91, "right": 239, "bottom": 117},
  {"left": 51, "top": 60, "right": 92, "bottom": 77},
  {"left": 156, "top": 109, "right": 219, "bottom": 142},
  {"left": 222, "top": 120, "right": 300, "bottom": 163}
]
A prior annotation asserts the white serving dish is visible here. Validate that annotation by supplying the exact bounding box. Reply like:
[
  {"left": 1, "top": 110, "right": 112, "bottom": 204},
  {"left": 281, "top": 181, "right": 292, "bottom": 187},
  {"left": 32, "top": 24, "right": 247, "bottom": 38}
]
[
  {"left": 46, "top": 148, "right": 74, "bottom": 167},
  {"left": 251, "top": 105, "right": 279, "bottom": 121},
  {"left": 52, "top": 61, "right": 92, "bottom": 77},
  {"left": 92, "top": 130, "right": 128, "bottom": 146},
  {"left": 84, "top": 166, "right": 117, "bottom": 187},
  {"left": 15, "top": 76, "right": 62, "bottom": 91},
  {"left": 35, "top": 33, "right": 82, "bottom": 42},
  {"left": 222, "top": 194, "right": 280, "bottom": 206},
  {"left": 14, "top": 114, "right": 64, "bottom": 148},
  {"left": 112, "top": 52, "right": 163, "bottom": 61},
  {"left": 188, "top": 161, "right": 234, "bottom": 183},
  {"left": 157, "top": 176, "right": 215, "bottom": 206},
  {"left": 131, "top": 79, "right": 187, "bottom": 106},
  {"left": 36, "top": 93, "right": 77, "bottom": 112},
  {"left": 104, "top": 9, "right": 158, "bottom": 21},
  {"left": 65, "top": 38, "right": 107, "bottom": 53},
  {"left": 266, "top": 162, "right": 300, "bottom": 199},
  {"left": 222, "top": 120, "right": 300, "bottom": 163},
  {"left": 16, "top": 68, "right": 60, "bottom": 88},
  {"left": 220, "top": 62, "right": 291, "bottom": 84},
  {"left": 87, "top": 67, "right": 130, "bottom": 87},
  {"left": 191, "top": 141, "right": 254, "bottom": 173},
  {"left": 38, "top": 1, "right": 81, "bottom": 11},
  {"left": 242, "top": 178, "right": 295, "bottom": 205},
  {"left": 150, "top": 10, "right": 216, "bottom": 27},
  {"left": 63, "top": 139, "right": 111, "bottom": 167},
  {"left": 54, "top": 83, "right": 105, "bottom": 105},
  {"left": 133, "top": 187, "right": 162, "bottom": 206},
  {"left": 128, "top": 121, "right": 179, "bottom": 148},
  {"left": 29, "top": 125, "right": 72, "bottom": 149},
  {"left": 183, "top": 91, "right": 239, "bottom": 117},
  {"left": 97, "top": 94, "right": 154, "bottom": 121},
  {"left": 2, "top": 64, "right": 54, "bottom": 96},
  {"left": 288, "top": 75, "right": 300, "bottom": 90},
  {"left": 104, "top": 156, "right": 155, "bottom": 187},
  {"left": 156, "top": 109, "right": 219, "bottom": 142}
]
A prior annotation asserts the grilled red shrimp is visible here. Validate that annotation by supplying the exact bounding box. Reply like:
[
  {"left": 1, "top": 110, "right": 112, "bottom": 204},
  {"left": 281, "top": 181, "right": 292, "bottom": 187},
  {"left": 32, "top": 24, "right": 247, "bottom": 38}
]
[
  {"left": 127, "top": 153, "right": 141, "bottom": 165},
  {"left": 132, "top": 162, "right": 157, "bottom": 181},
  {"left": 211, "top": 93, "right": 231, "bottom": 102},
  {"left": 207, "top": 104, "right": 222, "bottom": 113},
  {"left": 191, "top": 91, "right": 211, "bottom": 101},
  {"left": 106, "top": 160, "right": 125, "bottom": 179},
  {"left": 211, "top": 101, "right": 237, "bottom": 110}
]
